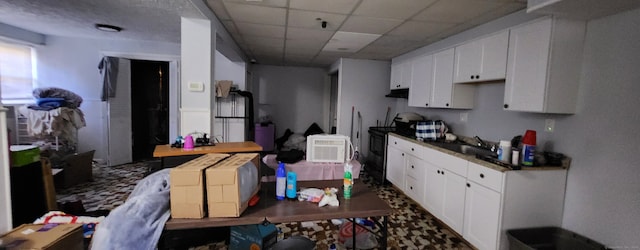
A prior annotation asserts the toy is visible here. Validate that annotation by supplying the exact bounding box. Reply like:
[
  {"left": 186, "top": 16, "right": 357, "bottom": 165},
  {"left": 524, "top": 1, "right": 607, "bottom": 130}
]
[{"left": 318, "top": 187, "right": 339, "bottom": 207}]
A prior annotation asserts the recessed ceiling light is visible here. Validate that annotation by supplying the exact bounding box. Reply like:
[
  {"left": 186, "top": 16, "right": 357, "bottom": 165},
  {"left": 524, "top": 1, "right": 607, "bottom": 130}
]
[{"left": 95, "top": 24, "right": 122, "bottom": 32}]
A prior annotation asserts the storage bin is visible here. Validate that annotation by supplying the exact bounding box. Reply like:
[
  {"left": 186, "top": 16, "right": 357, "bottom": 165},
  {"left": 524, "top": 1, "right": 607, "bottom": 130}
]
[
  {"left": 255, "top": 123, "right": 275, "bottom": 151},
  {"left": 507, "top": 227, "right": 606, "bottom": 250},
  {"left": 9, "top": 145, "right": 40, "bottom": 167}
]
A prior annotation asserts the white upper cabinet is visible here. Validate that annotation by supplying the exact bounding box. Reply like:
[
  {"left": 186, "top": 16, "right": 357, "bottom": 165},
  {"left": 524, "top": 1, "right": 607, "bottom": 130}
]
[
  {"left": 408, "top": 54, "right": 434, "bottom": 107},
  {"left": 409, "top": 48, "right": 474, "bottom": 109},
  {"left": 454, "top": 30, "right": 509, "bottom": 83},
  {"left": 390, "top": 60, "right": 412, "bottom": 89},
  {"left": 504, "top": 17, "right": 586, "bottom": 113}
]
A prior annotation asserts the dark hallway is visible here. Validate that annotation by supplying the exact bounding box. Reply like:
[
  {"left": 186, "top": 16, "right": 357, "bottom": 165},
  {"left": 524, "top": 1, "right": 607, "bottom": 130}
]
[{"left": 130, "top": 60, "right": 169, "bottom": 161}]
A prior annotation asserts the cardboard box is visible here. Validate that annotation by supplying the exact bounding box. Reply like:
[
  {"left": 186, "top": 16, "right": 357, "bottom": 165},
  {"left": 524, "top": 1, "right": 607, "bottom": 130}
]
[
  {"left": 229, "top": 224, "right": 277, "bottom": 250},
  {"left": 10, "top": 145, "right": 40, "bottom": 167},
  {"left": 0, "top": 223, "right": 83, "bottom": 250},
  {"left": 170, "top": 153, "right": 230, "bottom": 219},
  {"left": 206, "top": 153, "right": 260, "bottom": 218}
]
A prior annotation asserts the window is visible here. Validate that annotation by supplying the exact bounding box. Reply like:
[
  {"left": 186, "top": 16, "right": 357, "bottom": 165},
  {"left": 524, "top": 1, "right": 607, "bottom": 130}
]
[{"left": 0, "top": 41, "right": 36, "bottom": 104}]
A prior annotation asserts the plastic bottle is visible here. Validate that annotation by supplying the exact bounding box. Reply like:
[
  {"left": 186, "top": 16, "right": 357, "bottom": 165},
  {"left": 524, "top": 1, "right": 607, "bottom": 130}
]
[
  {"left": 276, "top": 162, "right": 286, "bottom": 200},
  {"left": 521, "top": 130, "right": 536, "bottom": 166},
  {"left": 286, "top": 171, "right": 297, "bottom": 199},
  {"left": 497, "top": 140, "right": 511, "bottom": 163},
  {"left": 343, "top": 162, "right": 353, "bottom": 199},
  {"left": 329, "top": 243, "right": 337, "bottom": 250}
]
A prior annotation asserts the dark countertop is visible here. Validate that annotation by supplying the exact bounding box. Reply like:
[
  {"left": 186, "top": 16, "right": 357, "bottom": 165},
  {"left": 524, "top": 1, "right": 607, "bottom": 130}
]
[{"left": 388, "top": 132, "right": 570, "bottom": 172}]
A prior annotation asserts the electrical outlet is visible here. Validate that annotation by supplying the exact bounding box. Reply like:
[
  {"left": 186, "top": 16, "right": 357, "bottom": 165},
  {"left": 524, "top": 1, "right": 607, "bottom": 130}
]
[
  {"left": 460, "top": 112, "right": 468, "bottom": 122},
  {"left": 545, "top": 119, "right": 555, "bottom": 132}
]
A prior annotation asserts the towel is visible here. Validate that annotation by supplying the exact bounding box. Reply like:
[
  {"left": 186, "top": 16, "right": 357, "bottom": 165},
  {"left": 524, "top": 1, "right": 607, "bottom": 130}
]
[{"left": 215, "top": 80, "right": 233, "bottom": 98}]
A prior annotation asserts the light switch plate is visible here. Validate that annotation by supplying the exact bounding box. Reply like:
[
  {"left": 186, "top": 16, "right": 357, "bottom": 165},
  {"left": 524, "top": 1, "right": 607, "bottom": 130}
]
[
  {"left": 545, "top": 119, "right": 555, "bottom": 132},
  {"left": 188, "top": 82, "right": 204, "bottom": 92},
  {"left": 460, "top": 112, "right": 468, "bottom": 122}
]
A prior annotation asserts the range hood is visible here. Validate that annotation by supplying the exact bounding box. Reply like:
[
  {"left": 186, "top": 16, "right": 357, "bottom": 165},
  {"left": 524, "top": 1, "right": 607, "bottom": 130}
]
[{"left": 385, "top": 88, "right": 409, "bottom": 98}]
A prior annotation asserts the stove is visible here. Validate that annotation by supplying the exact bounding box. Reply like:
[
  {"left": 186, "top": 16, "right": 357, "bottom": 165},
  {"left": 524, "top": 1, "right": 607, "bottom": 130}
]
[{"left": 365, "top": 127, "right": 396, "bottom": 184}]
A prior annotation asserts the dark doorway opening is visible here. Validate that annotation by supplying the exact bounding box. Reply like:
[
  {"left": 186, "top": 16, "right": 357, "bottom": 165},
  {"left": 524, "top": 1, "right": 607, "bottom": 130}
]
[{"left": 131, "top": 60, "right": 169, "bottom": 161}]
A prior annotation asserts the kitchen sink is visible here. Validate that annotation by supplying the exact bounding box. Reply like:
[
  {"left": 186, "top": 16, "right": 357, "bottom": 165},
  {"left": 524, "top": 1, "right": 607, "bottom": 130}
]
[{"left": 427, "top": 141, "right": 497, "bottom": 158}]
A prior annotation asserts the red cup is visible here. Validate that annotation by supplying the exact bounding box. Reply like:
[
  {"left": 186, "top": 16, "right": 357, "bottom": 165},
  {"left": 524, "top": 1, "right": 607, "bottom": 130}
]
[{"left": 522, "top": 130, "right": 536, "bottom": 145}]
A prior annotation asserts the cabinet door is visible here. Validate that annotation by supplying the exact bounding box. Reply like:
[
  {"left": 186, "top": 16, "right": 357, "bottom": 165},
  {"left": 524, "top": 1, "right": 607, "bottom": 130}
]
[
  {"left": 464, "top": 181, "right": 502, "bottom": 250},
  {"left": 454, "top": 40, "right": 482, "bottom": 83},
  {"left": 441, "top": 169, "right": 467, "bottom": 234},
  {"left": 385, "top": 146, "right": 405, "bottom": 187},
  {"left": 390, "top": 63, "right": 402, "bottom": 89},
  {"left": 400, "top": 60, "right": 413, "bottom": 89},
  {"left": 478, "top": 30, "right": 509, "bottom": 82},
  {"left": 454, "top": 31, "right": 509, "bottom": 83},
  {"left": 504, "top": 18, "right": 552, "bottom": 112},
  {"left": 431, "top": 48, "right": 455, "bottom": 108},
  {"left": 408, "top": 54, "right": 434, "bottom": 107},
  {"left": 423, "top": 163, "right": 443, "bottom": 217}
]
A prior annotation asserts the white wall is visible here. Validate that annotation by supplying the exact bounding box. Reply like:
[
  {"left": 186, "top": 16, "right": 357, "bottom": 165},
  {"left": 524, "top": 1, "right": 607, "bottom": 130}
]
[
  {"left": 394, "top": 8, "right": 640, "bottom": 247},
  {"left": 252, "top": 65, "right": 327, "bottom": 138},
  {"left": 338, "top": 59, "right": 393, "bottom": 158},
  {"left": 213, "top": 50, "right": 247, "bottom": 142},
  {"left": 36, "top": 35, "right": 179, "bottom": 160}
]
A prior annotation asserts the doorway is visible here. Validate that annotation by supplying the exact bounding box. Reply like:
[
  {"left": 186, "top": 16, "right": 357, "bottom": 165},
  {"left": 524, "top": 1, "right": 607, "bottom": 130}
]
[{"left": 130, "top": 60, "right": 169, "bottom": 161}]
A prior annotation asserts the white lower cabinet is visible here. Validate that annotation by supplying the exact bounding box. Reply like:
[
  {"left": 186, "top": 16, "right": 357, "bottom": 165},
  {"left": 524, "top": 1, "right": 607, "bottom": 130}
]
[
  {"left": 463, "top": 179, "right": 502, "bottom": 250},
  {"left": 441, "top": 169, "right": 467, "bottom": 233},
  {"left": 388, "top": 135, "right": 567, "bottom": 250},
  {"left": 385, "top": 145, "right": 405, "bottom": 187}
]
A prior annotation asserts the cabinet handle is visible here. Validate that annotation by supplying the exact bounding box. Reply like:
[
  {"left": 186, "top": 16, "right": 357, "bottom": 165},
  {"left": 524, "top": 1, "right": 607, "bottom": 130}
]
[
  {"left": 476, "top": 75, "right": 480, "bottom": 79},
  {"left": 411, "top": 148, "right": 414, "bottom": 151},
  {"left": 445, "top": 103, "right": 449, "bottom": 107},
  {"left": 410, "top": 186, "right": 413, "bottom": 190},
  {"left": 395, "top": 142, "right": 397, "bottom": 145},
  {"left": 504, "top": 104, "right": 509, "bottom": 109},
  {"left": 401, "top": 153, "right": 404, "bottom": 156},
  {"left": 470, "top": 75, "right": 473, "bottom": 80},
  {"left": 411, "top": 165, "right": 414, "bottom": 169},
  {"left": 425, "top": 103, "right": 429, "bottom": 107},
  {"left": 467, "top": 183, "right": 471, "bottom": 187},
  {"left": 441, "top": 171, "right": 445, "bottom": 175},
  {"left": 480, "top": 173, "right": 485, "bottom": 178}
]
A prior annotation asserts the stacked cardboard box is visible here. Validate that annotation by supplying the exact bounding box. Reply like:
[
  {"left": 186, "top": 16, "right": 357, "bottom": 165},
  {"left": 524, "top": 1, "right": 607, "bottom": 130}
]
[
  {"left": 169, "top": 153, "right": 260, "bottom": 219},
  {"left": 206, "top": 153, "right": 260, "bottom": 218},
  {"left": 0, "top": 223, "right": 83, "bottom": 250},
  {"left": 169, "top": 153, "right": 229, "bottom": 219}
]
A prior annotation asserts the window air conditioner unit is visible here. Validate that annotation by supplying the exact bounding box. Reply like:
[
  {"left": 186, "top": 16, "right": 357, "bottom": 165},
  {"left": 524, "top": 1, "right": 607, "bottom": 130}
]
[{"left": 306, "top": 134, "right": 351, "bottom": 163}]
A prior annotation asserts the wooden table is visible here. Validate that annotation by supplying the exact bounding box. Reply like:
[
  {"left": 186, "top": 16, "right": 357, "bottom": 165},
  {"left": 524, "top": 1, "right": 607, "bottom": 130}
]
[
  {"left": 165, "top": 180, "right": 393, "bottom": 249},
  {"left": 153, "top": 141, "right": 262, "bottom": 168}
]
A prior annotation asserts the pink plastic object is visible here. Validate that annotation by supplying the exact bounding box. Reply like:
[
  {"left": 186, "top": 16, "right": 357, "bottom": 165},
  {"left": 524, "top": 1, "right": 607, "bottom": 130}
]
[{"left": 183, "top": 135, "right": 194, "bottom": 149}]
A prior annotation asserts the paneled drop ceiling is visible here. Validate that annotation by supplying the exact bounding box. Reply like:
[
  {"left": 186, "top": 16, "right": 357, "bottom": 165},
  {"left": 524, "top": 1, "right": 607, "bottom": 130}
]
[{"left": 206, "top": 0, "right": 527, "bottom": 67}]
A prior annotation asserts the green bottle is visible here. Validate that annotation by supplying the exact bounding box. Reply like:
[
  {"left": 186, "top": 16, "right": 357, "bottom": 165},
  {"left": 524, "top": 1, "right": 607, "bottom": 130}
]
[{"left": 343, "top": 163, "right": 353, "bottom": 199}]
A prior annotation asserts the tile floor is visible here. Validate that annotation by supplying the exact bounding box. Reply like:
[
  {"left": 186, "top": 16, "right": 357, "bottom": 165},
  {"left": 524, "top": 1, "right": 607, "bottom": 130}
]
[{"left": 56, "top": 161, "right": 473, "bottom": 249}]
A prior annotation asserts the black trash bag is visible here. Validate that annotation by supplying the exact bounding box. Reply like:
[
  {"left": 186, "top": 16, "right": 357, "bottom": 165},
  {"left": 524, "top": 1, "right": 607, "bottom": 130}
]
[{"left": 276, "top": 149, "right": 305, "bottom": 164}]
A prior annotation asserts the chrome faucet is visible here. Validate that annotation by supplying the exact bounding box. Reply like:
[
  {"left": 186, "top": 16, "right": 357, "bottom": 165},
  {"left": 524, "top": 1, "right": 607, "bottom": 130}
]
[{"left": 474, "top": 136, "right": 496, "bottom": 152}]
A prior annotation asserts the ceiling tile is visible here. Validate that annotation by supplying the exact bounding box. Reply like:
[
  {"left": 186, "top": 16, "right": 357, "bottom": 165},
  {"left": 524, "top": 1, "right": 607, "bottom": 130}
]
[
  {"left": 287, "top": 9, "right": 347, "bottom": 31},
  {"left": 286, "top": 27, "right": 334, "bottom": 41},
  {"left": 286, "top": 38, "right": 327, "bottom": 51},
  {"left": 235, "top": 22, "right": 285, "bottom": 39},
  {"left": 413, "top": 0, "right": 504, "bottom": 23},
  {"left": 466, "top": 2, "right": 526, "bottom": 26},
  {"left": 387, "top": 20, "right": 456, "bottom": 41},
  {"left": 322, "top": 31, "right": 381, "bottom": 53},
  {"left": 242, "top": 36, "right": 284, "bottom": 48},
  {"left": 206, "top": 0, "right": 231, "bottom": 20},
  {"left": 286, "top": 46, "right": 321, "bottom": 56},
  {"left": 289, "top": 0, "right": 360, "bottom": 14},
  {"left": 353, "top": 0, "right": 437, "bottom": 19},
  {"left": 224, "top": 2, "right": 286, "bottom": 26},
  {"left": 222, "top": 0, "right": 288, "bottom": 8},
  {"left": 339, "top": 16, "right": 403, "bottom": 34}
]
